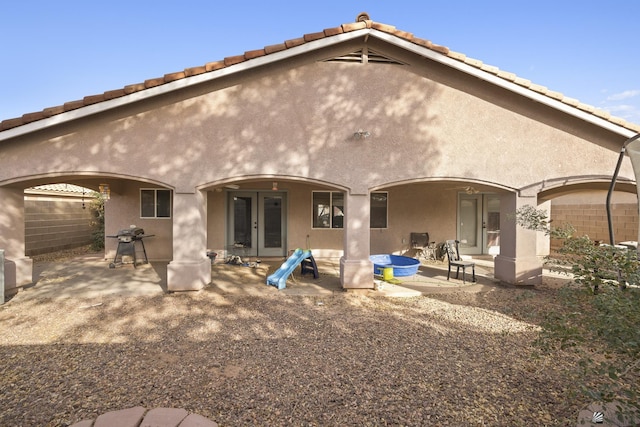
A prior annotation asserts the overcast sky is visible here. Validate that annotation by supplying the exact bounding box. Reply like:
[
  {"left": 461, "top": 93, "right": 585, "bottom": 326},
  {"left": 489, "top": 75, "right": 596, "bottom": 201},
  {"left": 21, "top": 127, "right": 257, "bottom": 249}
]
[{"left": 2, "top": 0, "right": 639, "bottom": 126}]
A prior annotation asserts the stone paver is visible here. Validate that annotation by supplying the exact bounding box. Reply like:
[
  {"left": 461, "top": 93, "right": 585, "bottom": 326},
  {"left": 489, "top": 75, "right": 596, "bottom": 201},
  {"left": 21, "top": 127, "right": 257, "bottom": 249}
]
[
  {"left": 140, "top": 408, "right": 188, "bottom": 427},
  {"left": 70, "top": 407, "right": 217, "bottom": 427},
  {"left": 94, "top": 406, "right": 145, "bottom": 427}
]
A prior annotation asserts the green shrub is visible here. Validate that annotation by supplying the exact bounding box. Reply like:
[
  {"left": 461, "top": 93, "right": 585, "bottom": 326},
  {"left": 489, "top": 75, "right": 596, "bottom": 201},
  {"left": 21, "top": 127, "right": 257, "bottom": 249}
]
[
  {"left": 516, "top": 205, "right": 640, "bottom": 415},
  {"left": 89, "top": 192, "right": 105, "bottom": 251}
]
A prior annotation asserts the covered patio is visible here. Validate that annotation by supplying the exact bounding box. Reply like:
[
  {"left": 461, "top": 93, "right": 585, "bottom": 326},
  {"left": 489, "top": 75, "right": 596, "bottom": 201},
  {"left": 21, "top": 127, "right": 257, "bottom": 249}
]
[{"left": 15, "top": 250, "right": 508, "bottom": 302}]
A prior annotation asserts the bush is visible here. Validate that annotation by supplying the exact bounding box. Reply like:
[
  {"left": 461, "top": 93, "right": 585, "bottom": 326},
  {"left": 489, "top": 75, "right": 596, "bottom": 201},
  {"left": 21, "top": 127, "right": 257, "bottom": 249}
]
[
  {"left": 516, "top": 205, "right": 640, "bottom": 415},
  {"left": 89, "top": 192, "right": 105, "bottom": 251}
]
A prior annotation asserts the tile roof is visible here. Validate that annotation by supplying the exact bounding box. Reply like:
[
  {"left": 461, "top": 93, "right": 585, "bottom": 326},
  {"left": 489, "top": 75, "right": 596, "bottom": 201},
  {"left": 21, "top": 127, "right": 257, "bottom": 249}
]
[
  {"left": 2, "top": 13, "right": 639, "bottom": 134},
  {"left": 26, "top": 183, "right": 92, "bottom": 194}
]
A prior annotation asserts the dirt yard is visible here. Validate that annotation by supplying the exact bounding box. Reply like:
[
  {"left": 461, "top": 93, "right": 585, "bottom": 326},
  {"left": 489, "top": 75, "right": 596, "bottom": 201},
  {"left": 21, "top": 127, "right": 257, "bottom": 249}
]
[{"left": 0, "top": 250, "right": 588, "bottom": 427}]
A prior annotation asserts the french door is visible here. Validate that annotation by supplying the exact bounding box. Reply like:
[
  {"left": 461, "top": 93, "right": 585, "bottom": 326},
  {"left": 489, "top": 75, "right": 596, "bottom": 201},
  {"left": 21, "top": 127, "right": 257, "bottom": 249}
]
[
  {"left": 457, "top": 193, "right": 500, "bottom": 255},
  {"left": 227, "top": 191, "right": 287, "bottom": 257}
]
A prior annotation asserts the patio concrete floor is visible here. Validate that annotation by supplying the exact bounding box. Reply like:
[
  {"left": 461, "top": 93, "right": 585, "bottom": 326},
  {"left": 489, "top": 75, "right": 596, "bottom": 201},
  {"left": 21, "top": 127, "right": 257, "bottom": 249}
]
[{"left": 12, "top": 254, "right": 503, "bottom": 301}]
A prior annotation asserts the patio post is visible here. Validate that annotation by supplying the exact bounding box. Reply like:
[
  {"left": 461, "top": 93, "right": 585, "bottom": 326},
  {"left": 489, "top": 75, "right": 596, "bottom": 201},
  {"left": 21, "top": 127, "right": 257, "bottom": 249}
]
[
  {"left": 340, "top": 191, "right": 374, "bottom": 289},
  {"left": 0, "top": 187, "right": 33, "bottom": 292},
  {"left": 167, "top": 190, "right": 211, "bottom": 291},
  {"left": 494, "top": 191, "right": 543, "bottom": 285}
]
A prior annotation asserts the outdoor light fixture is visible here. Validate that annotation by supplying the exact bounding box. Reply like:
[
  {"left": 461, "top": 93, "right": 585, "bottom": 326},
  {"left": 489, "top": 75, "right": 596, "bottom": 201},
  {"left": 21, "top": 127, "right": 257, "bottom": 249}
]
[
  {"left": 353, "top": 129, "right": 371, "bottom": 139},
  {"left": 99, "top": 183, "right": 110, "bottom": 200},
  {"left": 606, "top": 132, "right": 640, "bottom": 245},
  {"left": 272, "top": 182, "right": 278, "bottom": 191}
]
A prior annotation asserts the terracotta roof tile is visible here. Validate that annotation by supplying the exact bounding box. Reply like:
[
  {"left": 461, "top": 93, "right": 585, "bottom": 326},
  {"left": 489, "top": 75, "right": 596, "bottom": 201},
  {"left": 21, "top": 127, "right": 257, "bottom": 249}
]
[
  {"left": 144, "top": 77, "right": 165, "bottom": 88},
  {"left": 341, "top": 21, "right": 367, "bottom": 32},
  {"left": 124, "top": 83, "right": 145, "bottom": 94},
  {"left": 223, "top": 55, "right": 246, "bottom": 66},
  {"left": 63, "top": 100, "right": 84, "bottom": 111},
  {"left": 323, "top": 26, "right": 344, "bottom": 37},
  {"left": 480, "top": 64, "right": 499, "bottom": 74},
  {"left": 22, "top": 111, "right": 46, "bottom": 122},
  {"left": 204, "top": 61, "right": 226, "bottom": 72},
  {"left": 284, "top": 37, "right": 306, "bottom": 49},
  {"left": 244, "top": 49, "right": 266, "bottom": 60},
  {"left": 370, "top": 22, "right": 395, "bottom": 32},
  {"left": 103, "top": 89, "right": 126, "bottom": 100},
  {"left": 303, "top": 31, "right": 326, "bottom": 42},
  {"left": 464, "top": 58, "right": 484, "bottom": 68},
  {"left": 2, "top": 13, "right": 639, "bottom": 134},
  {"left": 0, "top": 118, "right": 23, "bottom": 131},
  {"left": 562, "top": 97, "right": 580, "bottom": 107},
  {"left": 412, "top": 37, "right": 435, "bottom": 50},
  {"left": 496, "top": 70, "right": 517, "bottom": 81},
  {"left": 43, "top": 105, "right": 65, "bottom": 116},
  {"left": 164, "top": 71, "right": 186, "bottom": 82},
  {"left": 264, "top": 43, "right": 287, "bottom": 54},
  {"left": 83, "top": 94, "right": 105, "bottom": 105},
  {"left": 184, "top": 65, "right": 207, "bottom": 77},
  {"left": 430, "top": 44, "right": 450, "bottom": 55}
]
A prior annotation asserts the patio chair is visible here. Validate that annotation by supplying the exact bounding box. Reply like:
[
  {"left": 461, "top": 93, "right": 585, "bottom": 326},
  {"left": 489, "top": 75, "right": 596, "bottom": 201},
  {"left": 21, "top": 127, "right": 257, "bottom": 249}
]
[
  {"left": 444, "top": 240, "right": 476, "bottom": 283},
  {"left": 410, "top": 232, "right": 436, "bottom": 260}
]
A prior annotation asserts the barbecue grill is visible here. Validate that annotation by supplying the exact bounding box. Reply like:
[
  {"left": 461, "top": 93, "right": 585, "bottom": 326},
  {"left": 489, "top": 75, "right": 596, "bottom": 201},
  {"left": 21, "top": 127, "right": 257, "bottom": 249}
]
[{"left": 108, "top": 227, "right": 154, "bottom": 268}]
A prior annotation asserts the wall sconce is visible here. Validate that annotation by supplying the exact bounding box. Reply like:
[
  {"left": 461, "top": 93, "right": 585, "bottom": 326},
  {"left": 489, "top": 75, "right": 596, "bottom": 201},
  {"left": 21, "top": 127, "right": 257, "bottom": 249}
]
[
  {"left": 99, "top": 183, "right": 110, "bottom": 200},
  {"left": 272, "top": 182, "right": 278, "bottom": 191},
  {"left": 353, "top": 129, "right": 371, "bottom": 139}
]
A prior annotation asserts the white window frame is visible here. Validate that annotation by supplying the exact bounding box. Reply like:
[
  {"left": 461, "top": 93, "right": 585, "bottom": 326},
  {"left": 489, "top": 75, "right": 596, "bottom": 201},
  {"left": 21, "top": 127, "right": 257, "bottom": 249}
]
[
  {"left": 312, "top": 191, "right": 344, "bottom": 229},
  {"left": 140, "top": 188, "right": 172, "bottom": 219}
]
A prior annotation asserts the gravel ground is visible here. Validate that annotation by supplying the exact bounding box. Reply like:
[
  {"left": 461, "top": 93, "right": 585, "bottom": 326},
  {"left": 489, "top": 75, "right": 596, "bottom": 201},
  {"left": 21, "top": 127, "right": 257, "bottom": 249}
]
[{"left": 0, "top": 249, "right": 585, "bottom": 426}]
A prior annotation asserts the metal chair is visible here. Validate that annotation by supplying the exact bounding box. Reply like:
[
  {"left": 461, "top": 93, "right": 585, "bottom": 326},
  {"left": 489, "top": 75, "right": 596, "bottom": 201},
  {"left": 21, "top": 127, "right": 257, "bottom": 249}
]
[{"left": 444, "top": 240, "right": 476, "bottom": 283}]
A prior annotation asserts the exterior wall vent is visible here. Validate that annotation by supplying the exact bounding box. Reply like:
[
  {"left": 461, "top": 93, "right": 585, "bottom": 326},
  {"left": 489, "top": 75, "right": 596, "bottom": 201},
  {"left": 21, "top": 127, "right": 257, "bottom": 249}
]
[{"left": 323, "top": 48, "right": 405, "bottom": 65}]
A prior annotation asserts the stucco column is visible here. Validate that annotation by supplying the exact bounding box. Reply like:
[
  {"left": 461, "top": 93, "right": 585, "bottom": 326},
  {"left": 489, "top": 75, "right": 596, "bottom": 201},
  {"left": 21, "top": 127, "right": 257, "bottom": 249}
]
[
  {"left": 0, "top": 187, "right": 33, "bottom": 292},
  {"left": 494, "top": 192, "right": 543, "bottom": 285},
  {"left": 340, "top": 192, "right": 373, "bottom": 289},
  {"left": 167, "top": 190, "right": 211, "bottom": 291}
]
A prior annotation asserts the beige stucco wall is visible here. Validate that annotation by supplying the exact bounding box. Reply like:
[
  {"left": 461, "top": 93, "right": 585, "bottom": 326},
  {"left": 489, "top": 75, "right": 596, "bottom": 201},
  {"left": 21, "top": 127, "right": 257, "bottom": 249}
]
[
  {"left": 1, "top": 38, "right": 635, "bottom": 289},
  {"left": 0, "top": 54, "right": 632, "bottom": 194},
  {"left": 104, "top": 183, "right": 173, "bottom": 261}
]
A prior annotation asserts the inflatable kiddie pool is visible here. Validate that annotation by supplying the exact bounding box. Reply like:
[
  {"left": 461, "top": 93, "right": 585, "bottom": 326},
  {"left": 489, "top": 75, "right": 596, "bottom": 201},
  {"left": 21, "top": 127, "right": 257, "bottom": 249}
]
[{"left": 370, "top": 254, "right": 421, "bottom": 277}]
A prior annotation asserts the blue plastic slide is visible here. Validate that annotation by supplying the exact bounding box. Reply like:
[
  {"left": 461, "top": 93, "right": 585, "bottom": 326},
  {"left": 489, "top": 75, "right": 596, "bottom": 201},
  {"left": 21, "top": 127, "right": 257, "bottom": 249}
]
[{"left": 266, "top": 248, "right": 311, "bottom": 290}]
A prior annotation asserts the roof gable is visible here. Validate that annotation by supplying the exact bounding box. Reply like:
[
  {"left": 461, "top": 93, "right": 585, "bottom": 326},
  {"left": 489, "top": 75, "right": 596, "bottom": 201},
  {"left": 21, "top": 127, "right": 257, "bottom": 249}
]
[{"left": 1, "top": 13, "right": 638, "bottom": 139}]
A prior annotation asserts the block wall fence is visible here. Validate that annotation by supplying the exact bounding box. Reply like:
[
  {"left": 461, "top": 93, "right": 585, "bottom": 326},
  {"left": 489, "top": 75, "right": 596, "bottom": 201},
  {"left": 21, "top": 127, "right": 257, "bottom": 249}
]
[
  {"left": 550, "top": 192, "right": 638, "bottom": 249},
  {"left": 24, "top": 194, "right": 96, "bottom": 256}
]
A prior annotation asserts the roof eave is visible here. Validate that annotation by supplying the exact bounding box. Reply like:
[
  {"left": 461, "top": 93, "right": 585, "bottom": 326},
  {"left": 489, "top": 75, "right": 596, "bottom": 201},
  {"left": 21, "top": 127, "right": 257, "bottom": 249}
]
[
  {"left": 0, "top": 27, "right": 636, "bottom": 142},
  {"left": 371, "top": 30, "right": 637, "bottom": 139},
  {"left": 0, "top": 29, "right": 369, "bottom": 143}
]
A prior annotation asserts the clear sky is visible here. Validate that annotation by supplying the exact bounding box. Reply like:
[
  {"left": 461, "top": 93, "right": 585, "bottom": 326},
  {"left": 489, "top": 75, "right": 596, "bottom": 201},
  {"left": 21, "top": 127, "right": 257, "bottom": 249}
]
[{"left": 2, "top": 0, "right": 639, "bottom": 126}]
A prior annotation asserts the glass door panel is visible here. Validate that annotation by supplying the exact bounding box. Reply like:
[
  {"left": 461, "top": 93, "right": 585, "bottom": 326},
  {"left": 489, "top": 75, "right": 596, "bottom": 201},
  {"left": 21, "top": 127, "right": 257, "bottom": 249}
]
[
  {"left": 484, "top": 195, "right": 501, "bottom": 256},
  {"left": 259, "top": 193, "right": 286, "bottom": 256},
  {"left": 458, "top": 195, "right": 481, "bottom": 253},
  {"left": 228, "top": 192, "right": 257, "bottom": 257},
  {"left": 458, "top": 193, "right": 501, "bottom": 255},
  {"left": 228, "top": 191, "right": 287, "bottom": 258}
]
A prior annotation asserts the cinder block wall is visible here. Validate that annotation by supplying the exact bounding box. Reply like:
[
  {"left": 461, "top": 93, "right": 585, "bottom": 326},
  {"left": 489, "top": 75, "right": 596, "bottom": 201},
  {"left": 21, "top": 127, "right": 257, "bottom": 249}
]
[
  {"left": 550, "top": 191, "right": 638, "bottom": 248},
  {"left": 24, "top": 194, "right": 95, "bottom": 256}
]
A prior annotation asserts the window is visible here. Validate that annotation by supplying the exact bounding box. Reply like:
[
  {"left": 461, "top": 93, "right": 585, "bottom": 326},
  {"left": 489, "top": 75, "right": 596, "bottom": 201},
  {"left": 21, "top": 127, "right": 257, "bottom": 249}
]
[
  {"left": 311, "top": 191, "right": 387, "bottom": 229},
  {"left": 370, "top": 192, "right": 388, "bottom": 228},
  {"left": 141, "top": 189, "right": 172, "bottom": 218},
  {"left": 312, "top": 191, "right": 344, "bottom": 228}
]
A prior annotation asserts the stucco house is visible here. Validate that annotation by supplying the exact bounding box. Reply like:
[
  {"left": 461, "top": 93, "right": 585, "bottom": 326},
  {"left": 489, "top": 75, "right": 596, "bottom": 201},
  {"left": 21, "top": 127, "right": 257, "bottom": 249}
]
[{"left": 1, "top": 13, "right": 639, "bottom": 294}]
